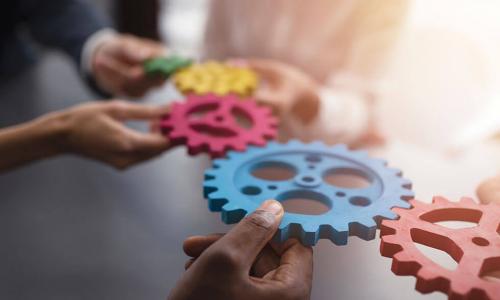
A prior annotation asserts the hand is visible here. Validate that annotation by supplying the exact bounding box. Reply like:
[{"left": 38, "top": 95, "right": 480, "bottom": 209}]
[
  {"left": 168, "top": 200, "right": 313, "bottom": 300},
  {"left": 92, "top": 34, "right": 167, "bottom": 97},
  {"left": 235, "top": 58, "right": 321, "bottom": 125},
  {"left": 477, "top": 175, "right": 500, "bottom": 204},
  {"left": 55, "top": 100, "right": 170, "bottom": 169}
]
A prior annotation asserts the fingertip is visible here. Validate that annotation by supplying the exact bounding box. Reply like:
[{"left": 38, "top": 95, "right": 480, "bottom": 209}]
[
  {"left": 184, "top": 258, "right": 196, "bottom": 270},
  {"left": 183, "top": 236, "right": 202, "bottom": 255},
  {"left": 259, "top": 199, "right": 284, "bottom": 218}
]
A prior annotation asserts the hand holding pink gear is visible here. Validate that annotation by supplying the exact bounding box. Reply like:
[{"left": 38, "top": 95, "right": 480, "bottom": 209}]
[
  {"left": 160, "top": 94, "right": 278, "bottom": 158},
  {"left": 380, "top": 197, "right": 500, "bottom": 300}
]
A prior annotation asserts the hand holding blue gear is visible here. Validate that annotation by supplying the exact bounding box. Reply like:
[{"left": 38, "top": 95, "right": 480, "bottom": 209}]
[{"left": 203, "top": 140, "right": 414, "bottom": 246}]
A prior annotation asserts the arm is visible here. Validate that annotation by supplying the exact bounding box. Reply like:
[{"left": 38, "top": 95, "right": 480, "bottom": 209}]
[
  {"left": 0, "top": 101, "right": 170, "bottom": 173},
  {"left": 22, "top": 0, "right": 108, "bottom": 68},
  {"left": 21, "top": 0, "right": 167, "bottom": 97},
  {"left": 0, "top": 113, "right": 65, "bottom": 171}
]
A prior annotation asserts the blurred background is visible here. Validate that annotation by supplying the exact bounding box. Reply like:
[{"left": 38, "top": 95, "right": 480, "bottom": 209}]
[{"left": 0, "top": 0, "right": 499, "bottom": 299}]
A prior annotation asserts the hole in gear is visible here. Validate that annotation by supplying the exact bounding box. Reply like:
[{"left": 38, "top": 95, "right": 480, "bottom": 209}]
[
  {"left": 251, "top": 161, "right": 296, "bottom": 181},
  {"left": 323, "top": 168, "right": 372, "bottom": 189},
  {"left": 302, "top": 176, "right": 314, "bottom": 183},
  {"left": 188, "top": 103, "right": 219, "bottom": 119},
  {"left": 190, "top": 124, "right": 237, "bottom": 138},
  {"left": 349, "top": 196, "right": 371, "bottom": 207},
  {"left": 231, "top": 107, "right": 253, "bottom": 129},
  {"left": 241, "top": 186, "right": 261, "bottom": 195},
  {"left": 277, "top": 190, "right": 331, "bottom": 215},
  {"left": 420, "top": 208, "right": 482, "bottom": 229},
  {"left": 472, "top": 237, "right": 489, "bottom": 247},
  {"left": 305, "top": 154, "right": 322, "bottom": 163},
  {"left": 480, "top": 256, "right": 500, "bottom": 283},
  {"left": 411, "top": 228, "right": 461, "bottom": 271}
]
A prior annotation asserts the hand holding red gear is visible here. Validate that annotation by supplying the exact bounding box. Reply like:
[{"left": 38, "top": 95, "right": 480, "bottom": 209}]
[
  {"left": 160, "top": 94, "right": 278, "bottom": 158},
  {"left": 380, "top": 197, "right": 500, "bottom": 300}
]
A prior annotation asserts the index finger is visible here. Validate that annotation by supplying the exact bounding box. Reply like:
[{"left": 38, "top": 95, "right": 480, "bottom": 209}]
[{"left": 107, "top": 101, "right": 170, "bottom": 120}]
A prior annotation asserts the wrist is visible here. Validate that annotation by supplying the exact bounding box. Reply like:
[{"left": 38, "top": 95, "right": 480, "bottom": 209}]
[{"left": 32, "top": 111, "right": 73, "bottom": 156}]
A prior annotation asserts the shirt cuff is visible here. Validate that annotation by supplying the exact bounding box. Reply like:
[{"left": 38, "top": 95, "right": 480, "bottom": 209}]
[{"left": 80, "top": 28, "right": 117, "bottom": 89}]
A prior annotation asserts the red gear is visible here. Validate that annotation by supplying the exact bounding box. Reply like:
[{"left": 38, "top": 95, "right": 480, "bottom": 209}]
[
  {"left": 380, "top": 197, "right": 500, "bottom": 300},
  {"left": 160, "top": 94, "right": 278, "bottom": 158}
]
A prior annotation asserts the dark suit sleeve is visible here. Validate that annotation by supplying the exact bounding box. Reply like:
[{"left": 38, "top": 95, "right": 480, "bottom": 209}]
[{"left": 22, "top": 0, "right": 109, "bottom": 68}]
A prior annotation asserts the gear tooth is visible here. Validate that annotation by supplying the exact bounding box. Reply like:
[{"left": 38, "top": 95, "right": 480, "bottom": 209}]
[
  {"left": 432, "top": 196, "right": 449, "bottom": 205},
  {"left": 381, "top": 234, "right": 400, "bottom": 246},
  {"left": 377, "top": 209, "right": 399, "bottom": 220},
  {"left": 332, "top": 143, "right": 348, "bottom": 151},
  {"left": 286, "top": 139, "right": 302, "bottom": 147},
  {"left": 187, "top": 138, "right": 203, "bottom": 149},
  {"left": 206, "top": 191, "right": 225, "bottom": 200},
  {"left": 202, "top": 182, "right": 217, "bottom": 196},
  {"left": 387, "top": 167, "right": 403, "bottom": 177},
  {"left": 308, "top": 140, "right": 325, "bottom": 148},
  {"left": 221, "top": 206, "right": 246, "bottom": 224},
  {"left": 400, "top": 190, "right": 415, "bottom": 201},
  {"left": 415, "top": 268, "right": 448, "bottom": 294},
  {"left": 392, "top": 198, "right": 412, "bottom": 209},
  {"left": 204, "top": 169, "right": 219, "bottom": 180},
  {"left": 393, "top": 251, "right": 415, "bottom": 264},
  {"left": 459, "top": 197, "right": 476, "bottom": 205},
  {"left": 349, "top": 220, "right": 377, "bottom": 241},
  {"left": 278, "top": 222, "right": 320, "bottom": 246},
  {"left": 391, "top": 254, "right": 422, "bottom": 276},
  {"left": 353, "top": 150, "right": 369, "bottom": 158},
  {"left": 301, "top": 223, "right": 319, "bottom": 234},
  {"left": 380, "top": 234, "right": 404, "bottom": 257},
  {"left": 374, "top": 158, "right": 388, "bottom": 167},
  {"left": 391, "top": 205, "right": 412, "bottom": 216},
  {"left": 408, "top": 199, "right": 423, "bottom": 208},
  {"left": 400, "top": 178, "right": 412, "bottom": 189},
  {"left": 226, "top": 150, "right": 240, "bottom": 158},
  {"left": 211, "top": 158, "right": 228, "bottom": 169}
]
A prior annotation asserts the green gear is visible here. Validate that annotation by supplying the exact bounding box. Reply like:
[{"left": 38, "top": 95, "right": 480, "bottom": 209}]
[{"left": 144, "top": 56, "right": 193, "bottom": 78}]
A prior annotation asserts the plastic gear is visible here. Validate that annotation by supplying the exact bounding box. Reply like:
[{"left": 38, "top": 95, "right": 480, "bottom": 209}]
[
  {"left": 160, "top": 94, "right": 277, "bottom": 158},
  {"left": 203, "top": 140, "right": 414, "bottom": 246},
  {"left": 174, "top": 61, "right": 258, "bottom": 97},
  {"left": 380, "top": 197, "right": 500, "bottom": 300},
  {"left": 144, "top": 56, "right": 192, "bottom": 78}
]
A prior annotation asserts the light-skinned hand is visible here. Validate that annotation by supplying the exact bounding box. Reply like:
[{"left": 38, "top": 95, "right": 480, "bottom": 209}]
[
  {"left": 92, "top": 34, "right": 167, "bottom": 97},
  {"left": 54, "top": 100, "right": 170, "bottom": 169},
  {"left": 232, "top": 58, "right": 320, "bottom": 125},
  {"left": 477, "top": 174, "right": 500, "bottom": 204}
]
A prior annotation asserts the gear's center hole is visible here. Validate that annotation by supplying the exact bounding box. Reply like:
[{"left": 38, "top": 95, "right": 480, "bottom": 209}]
[
  {"left": 277, "top": 190, "right": 330, "bottom": 215},
  {"left": 302, "top": 176, "right": 314, "bottom": 183}
]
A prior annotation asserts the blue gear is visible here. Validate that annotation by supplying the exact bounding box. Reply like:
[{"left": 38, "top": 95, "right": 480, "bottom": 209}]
[{"left": 203, "top": 140, "right": 414, "bottom": 246}]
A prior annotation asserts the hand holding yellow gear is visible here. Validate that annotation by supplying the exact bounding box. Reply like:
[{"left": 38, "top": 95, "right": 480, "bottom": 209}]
[{"left": 174, "top": 61, "right": 258, "bottom": 97}]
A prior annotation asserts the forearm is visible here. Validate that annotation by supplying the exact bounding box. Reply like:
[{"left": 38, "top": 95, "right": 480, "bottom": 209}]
[{"left": 0, "top": 113, "right": 67, "bottom": 172}]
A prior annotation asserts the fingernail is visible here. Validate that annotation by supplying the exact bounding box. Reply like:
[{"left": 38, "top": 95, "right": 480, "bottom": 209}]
[{"left": 260, "top": 199, "right": 283, "bottom": 216}]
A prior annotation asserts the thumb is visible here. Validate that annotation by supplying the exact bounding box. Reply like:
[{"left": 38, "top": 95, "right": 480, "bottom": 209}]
[
  {"left": 210, "top": 200, "right": 284, "bottom": 270},
  {"left": 120, "top": 126, "right": 170, "bottom": 154}
]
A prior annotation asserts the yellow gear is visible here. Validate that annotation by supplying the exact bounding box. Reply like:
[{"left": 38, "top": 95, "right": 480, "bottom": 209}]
[{"left": 174, "top": 61, "right": 258, "bottom": 97}]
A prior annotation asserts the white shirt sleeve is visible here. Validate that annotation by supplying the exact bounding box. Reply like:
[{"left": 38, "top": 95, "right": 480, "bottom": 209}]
[{"left": 80, "top": 28, "right": 117, "bottom": 78}]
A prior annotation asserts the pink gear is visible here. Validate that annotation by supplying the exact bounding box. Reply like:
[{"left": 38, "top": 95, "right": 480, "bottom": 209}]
[
  {"left": 160, "top": 94, "right": 278, "bottom": 158},
  {"left": 380, "top": 197, "right": 500, "bottom": 300}
]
